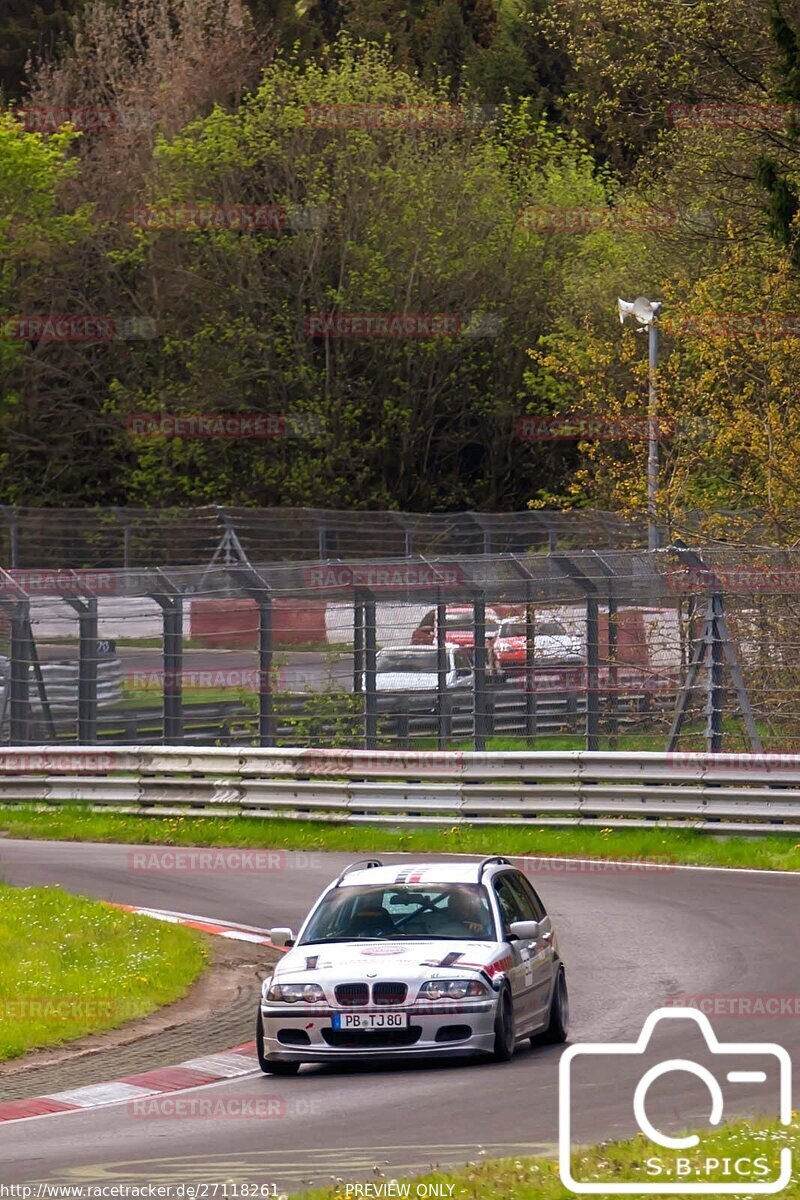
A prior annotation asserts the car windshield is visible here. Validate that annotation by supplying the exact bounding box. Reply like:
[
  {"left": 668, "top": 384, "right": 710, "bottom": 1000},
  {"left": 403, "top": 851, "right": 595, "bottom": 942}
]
[
  {"left": 377, "top": 651, "right": 440, "bottom": 673},
  {"left": 300, "top": 883, "right": 496, "bottom": 943},
  {"left": 444, "top": 615, "right": 475, "bottom": 631}
]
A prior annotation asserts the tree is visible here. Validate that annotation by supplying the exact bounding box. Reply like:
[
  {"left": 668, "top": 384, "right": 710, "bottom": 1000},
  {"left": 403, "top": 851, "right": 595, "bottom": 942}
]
[
  {"left": 0, "top": 112, "right": 92, "bottom": 496},
  {"left": 99, "top": 42, "right": 609, "bottom": 508},
  {"left": 0, "top": 1, "right": 78, "bottom": 101}
]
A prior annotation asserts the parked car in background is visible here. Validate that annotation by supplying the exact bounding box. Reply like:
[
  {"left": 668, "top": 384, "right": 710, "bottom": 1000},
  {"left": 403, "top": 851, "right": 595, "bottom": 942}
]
[
  {"left": 369, "top": 646, "right": 474, "bottom": 692},
  {"left": 489, "top": 616, "right": 582, "bottom": 680},
  {"left": 410, "top": 606, "right": 501, "bottom": 648}
]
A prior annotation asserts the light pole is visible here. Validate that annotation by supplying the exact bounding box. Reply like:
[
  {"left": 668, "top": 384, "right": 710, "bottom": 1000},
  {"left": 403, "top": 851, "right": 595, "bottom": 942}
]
[{"left": 618, "top": 296, "right": 662, "bottom": 553}]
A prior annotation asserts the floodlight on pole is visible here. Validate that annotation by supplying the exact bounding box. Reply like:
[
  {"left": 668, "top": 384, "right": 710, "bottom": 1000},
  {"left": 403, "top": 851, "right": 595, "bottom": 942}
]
[{"left": 618, "top": 296, "right": 663, "bottom": 552}]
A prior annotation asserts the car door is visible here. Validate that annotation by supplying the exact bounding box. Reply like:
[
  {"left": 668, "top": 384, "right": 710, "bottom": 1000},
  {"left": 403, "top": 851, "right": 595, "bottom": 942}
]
[
  {"left": 511, "top": 872, "right": 557, "bottom": 1028},
  {"left": 492, "top": 873, "right": 537, "bottom": 1030}
]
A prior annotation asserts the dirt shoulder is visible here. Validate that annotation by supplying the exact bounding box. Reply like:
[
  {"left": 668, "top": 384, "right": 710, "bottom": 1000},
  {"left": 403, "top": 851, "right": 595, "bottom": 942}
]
[{"left": 0, "top": 937, "right": 280, "bottom": 1101}]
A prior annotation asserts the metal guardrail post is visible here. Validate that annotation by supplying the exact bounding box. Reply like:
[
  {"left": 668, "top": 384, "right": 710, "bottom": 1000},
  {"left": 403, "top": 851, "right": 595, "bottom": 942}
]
[
  {"left": 9, "top": 601, "right": 31, "bottom": 744},
  {"left": 436, "top": 588, "right": 448, "bottom": 748},
  {"left": 473, "top": 592, "right": 488, "bottom": 751},
  {"left": 363, "top": 590, "right": 378, "bottom": 748}
]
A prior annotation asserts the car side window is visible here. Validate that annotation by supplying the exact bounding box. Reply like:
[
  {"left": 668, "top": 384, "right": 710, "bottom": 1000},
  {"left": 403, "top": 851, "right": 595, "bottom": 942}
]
[
  {"left": 513, "top": 873, "right": 546, "bottom": 921},
  {"left": 493, "top": 874, "right": 527, "bottom": 931}
]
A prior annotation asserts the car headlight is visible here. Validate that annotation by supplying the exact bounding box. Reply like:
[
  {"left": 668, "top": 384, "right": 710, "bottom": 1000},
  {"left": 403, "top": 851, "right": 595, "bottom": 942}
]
[
  {"left": 418, "top": 978, "right": 489, "bottom": 1000},
  {"left": 266, "top": 982, "right": 325, "bottom": 1003}
]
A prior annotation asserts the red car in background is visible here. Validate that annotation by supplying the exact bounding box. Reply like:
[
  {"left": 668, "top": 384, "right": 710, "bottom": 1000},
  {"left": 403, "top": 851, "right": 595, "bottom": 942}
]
[
  {"left": 410, "top": 605, "right": 502, "bottom": 648},
  {"left": 490, "top": 616, "right": 582, "bottom": 680}
]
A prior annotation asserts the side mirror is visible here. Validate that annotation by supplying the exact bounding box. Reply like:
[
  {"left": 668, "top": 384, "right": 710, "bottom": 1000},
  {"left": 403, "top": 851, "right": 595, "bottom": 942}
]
[
  {"left": 269, "top": 927, "right": 295, "bottom": 948},
  {"left": 508, "top": 919, "right": 540, "bottom": 941}
]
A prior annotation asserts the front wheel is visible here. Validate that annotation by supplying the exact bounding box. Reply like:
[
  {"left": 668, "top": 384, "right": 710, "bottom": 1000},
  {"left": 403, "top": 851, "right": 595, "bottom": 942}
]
[
  {"left": 535, "top": 967, "right": 569, "bottom": 1045},
  {"left": 256, "top": 1009, "right": 300, "bottom": 1075},
  {"left": 492, "top": 987, "right": 516, "bottom": 1061}
]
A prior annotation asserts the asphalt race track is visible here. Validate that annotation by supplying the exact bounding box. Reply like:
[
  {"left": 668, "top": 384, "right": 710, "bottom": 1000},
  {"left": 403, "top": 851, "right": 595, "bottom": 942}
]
[{"left": 0, "top": 839, "right": 798, "bottom": 1192}]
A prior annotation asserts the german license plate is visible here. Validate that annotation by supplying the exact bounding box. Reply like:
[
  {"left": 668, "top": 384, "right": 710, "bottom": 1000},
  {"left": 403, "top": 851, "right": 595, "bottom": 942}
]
[{"left": 332, "top": 1011, "right": 408, "bottom": 1029}]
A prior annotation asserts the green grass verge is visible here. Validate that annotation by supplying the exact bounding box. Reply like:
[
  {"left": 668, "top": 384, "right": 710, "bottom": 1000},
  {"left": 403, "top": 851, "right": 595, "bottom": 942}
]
[
  {"left": 0, "top": 806, "right": 798, "bottom": 870},
  {"left": 299, "top": 1118, "right": 799, "bottom": 1199},
  {"left": 0, "top": 882, "right": 208, "bottom": 1061}
]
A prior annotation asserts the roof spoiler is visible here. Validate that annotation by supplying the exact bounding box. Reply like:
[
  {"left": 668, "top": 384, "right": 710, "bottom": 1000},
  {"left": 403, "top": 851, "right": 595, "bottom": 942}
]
[
  {"left": 477, "top": 855, "right": 512, "bottom": 881},
  {"left": 335, "top": 858, "right": 384, "bottom": 886}
]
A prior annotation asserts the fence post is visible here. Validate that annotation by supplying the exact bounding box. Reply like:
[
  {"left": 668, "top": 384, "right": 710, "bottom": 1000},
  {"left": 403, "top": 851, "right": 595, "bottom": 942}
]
[
  {"left": 473, "top": 592, "right": 488, "bottom": 752},
  {"left": 436, "top": 588, "right": 448, "bottom": 748},
  {"left": 227, "top": 565, "right": 275, "bottom": 747},
  {"left": 549, "top": 553, "right": 599, "bottom": 751},
  {"left": 151, "top": 587, "right": 183, "bottom": 744},
  {"left": 363, "top": 590, "right": 377, "bottom": 749},
  {"left": 9, "top": 601, "right": 31, "bottom": 744},
  {"left": 607, "top": 592, "right": 618, "bottom": 747},
  {"left": 113, "top": 508, "right": 132, "bottom": 569},
  {"left": 75, "top": 598, "right": 98, "bottom": 743},
  {"left": 258, "top": 595, "right": 273, "bottom": 746},
  {"left": 706, "top": 593, "right": 724, "bottom": 752},
  {"left": 525, "top": 584, "right": 537, "bottom": 745},
  {"left": 353, "top": 598, "right": 363, "bottom": 695},
  {"left": 586, "top": 593, "right": 600, "bottom": 750},
  {"left": 1, "top": 507, "right": 20, "bottom": 569}
]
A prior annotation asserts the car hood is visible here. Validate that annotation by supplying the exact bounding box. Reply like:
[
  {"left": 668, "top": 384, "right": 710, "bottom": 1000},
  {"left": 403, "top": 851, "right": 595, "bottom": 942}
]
[
  {"left": 274, "top": 938, "right": 503, "bottom": 980},
  {"left": 496, "top": 634, "right": 574, "bottom": 649},
  {"left": 374, "top": 673, "right": 440, "bottom": 691}
]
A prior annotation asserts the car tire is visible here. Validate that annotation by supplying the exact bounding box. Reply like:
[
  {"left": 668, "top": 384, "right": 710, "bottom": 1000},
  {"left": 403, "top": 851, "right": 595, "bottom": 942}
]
[
  {"left": 492, "top": 987, "right": 516, "bottom": 1062},
  {"left": 535, "top": 966, "right": 569, "bottom": 1045},
  {"left": 256, "top": 1009, "right": 300, "bottom": 1075}
]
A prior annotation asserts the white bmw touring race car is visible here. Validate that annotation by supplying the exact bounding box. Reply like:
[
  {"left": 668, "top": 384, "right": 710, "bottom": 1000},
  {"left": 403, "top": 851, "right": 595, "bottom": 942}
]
[{"left": 256, "top": 857, "right": 568, "bottom": 1073}]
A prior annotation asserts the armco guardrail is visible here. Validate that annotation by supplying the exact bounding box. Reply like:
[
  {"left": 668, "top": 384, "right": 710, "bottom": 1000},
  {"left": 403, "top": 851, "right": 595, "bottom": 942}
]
[{"left": 0, "top": 747, "right": 799, "bottom": 833}]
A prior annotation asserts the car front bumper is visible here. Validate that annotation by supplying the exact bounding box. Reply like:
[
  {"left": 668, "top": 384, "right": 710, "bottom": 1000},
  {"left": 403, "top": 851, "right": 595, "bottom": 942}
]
[{"left": 260, "top": 1000, "right": 497, "bottom": 1062}]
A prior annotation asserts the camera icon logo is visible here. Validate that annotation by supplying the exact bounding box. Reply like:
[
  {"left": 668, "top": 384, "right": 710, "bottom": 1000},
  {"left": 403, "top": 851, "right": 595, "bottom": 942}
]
[{"left": 559, "top": 1007, "right": 792, "bottom": 1194}]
